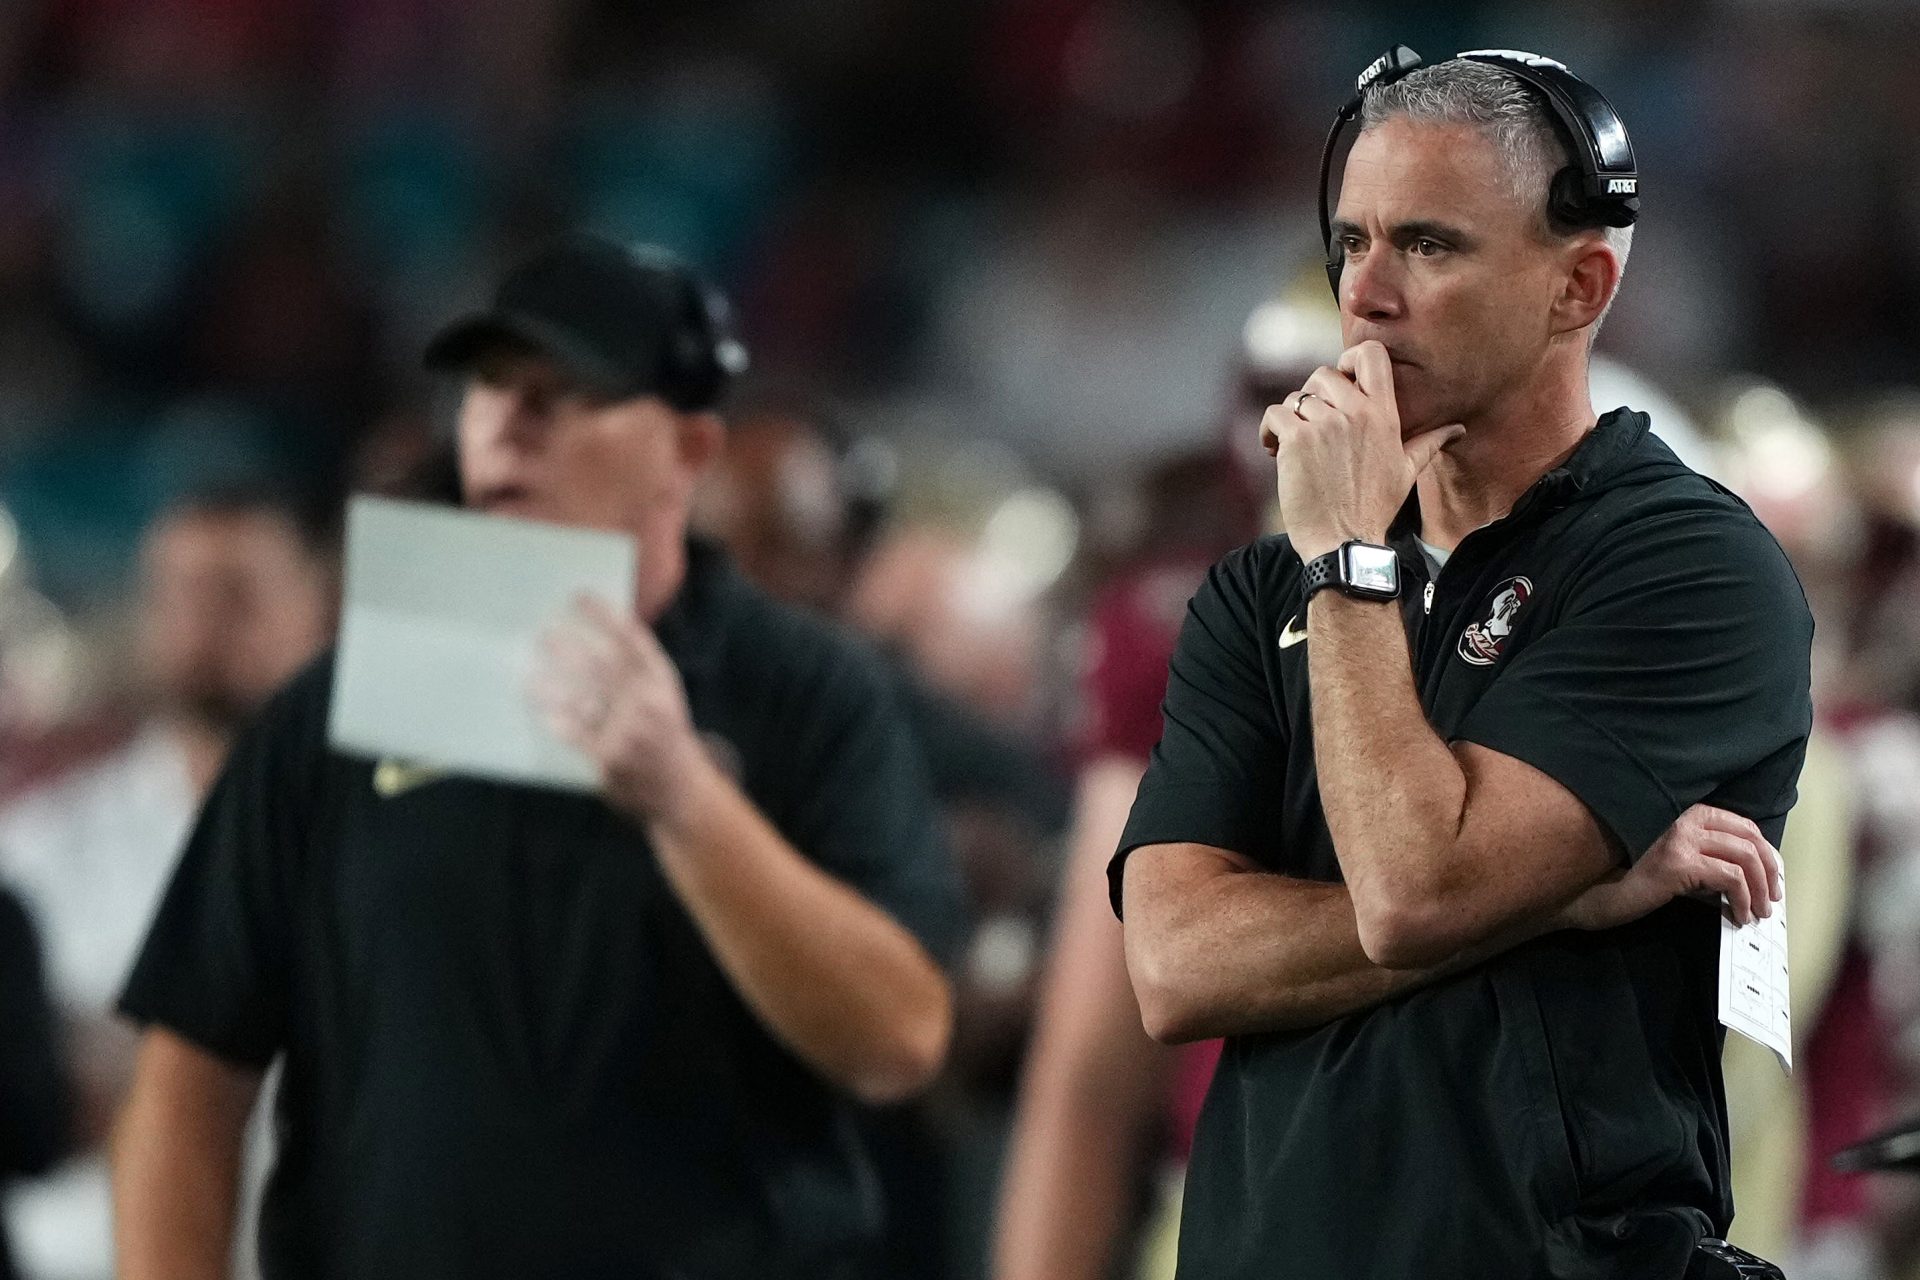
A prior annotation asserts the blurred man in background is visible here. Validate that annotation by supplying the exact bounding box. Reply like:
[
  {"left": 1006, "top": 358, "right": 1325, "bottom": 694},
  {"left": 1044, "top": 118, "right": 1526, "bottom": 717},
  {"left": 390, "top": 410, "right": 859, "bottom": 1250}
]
[
  {"left": 697, "top": 405, "right": 1068, "bottom": 835},
  {"left": 0, "top": 488, "right": 333, "bottom": 1280},
  {"left": 1838, "top": 404, "right": 1920, "bottom": 1280},
  {"left": 1702, "top": 386, "right": 1874, "bottom": 1280},
  {"left": 698, "top": 403, "right": 1070, "bottom": 1279},
  {"left": 111, "top": 237, "right": 965, "bottom": 1280}
]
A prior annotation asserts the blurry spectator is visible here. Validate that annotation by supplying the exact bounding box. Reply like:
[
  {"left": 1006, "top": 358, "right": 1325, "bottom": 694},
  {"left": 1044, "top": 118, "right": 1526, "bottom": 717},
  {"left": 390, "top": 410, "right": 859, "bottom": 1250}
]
[
  {"left": 0, "top": 888, "right": 70, "bottom": 1280},
  {"left": 0, "top": 566, "right": 101, "bottom": 806},
  {"left": 698, "top": 405, "right": 1068, "bottom": 826},
  {"left": 0, "top": 486, "right": 333, "bottom": 1280},
  {"left": 694, "top": 405, "right": 867, "bottom": 615},
  {"left": 1837, "top": 402, "right": 1920, "bottom": 716},
  {"left": 699, "top": 403, "right": 1068, "bottom": 1279},
  {"left": 1852, "top": 712, "right": 1920, "bottom": 1280},
  {"left": 922, "top": 173, "right": 1295, "bottom": 477},
  {"left": 1834, "top": 400, "right": 1920, "bottom": 1280},
  {"left": 1711, "top": 385, "right": 1918, "bottom": 1280},
  {"left": 994, "top": 286, "right": 1332, "bottom": 1280}
]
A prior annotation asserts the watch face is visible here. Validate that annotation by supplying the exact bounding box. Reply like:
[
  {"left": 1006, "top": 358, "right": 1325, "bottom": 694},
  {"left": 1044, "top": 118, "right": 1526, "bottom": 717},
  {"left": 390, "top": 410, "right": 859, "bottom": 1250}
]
[{"left": 1343, "top": 543, "right": 1400, "bottom": 597}]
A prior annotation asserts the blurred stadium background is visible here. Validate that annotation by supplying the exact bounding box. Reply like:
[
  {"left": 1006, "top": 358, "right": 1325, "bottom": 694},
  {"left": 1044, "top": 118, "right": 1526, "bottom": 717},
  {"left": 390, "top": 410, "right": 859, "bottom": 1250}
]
[{"left": 4, "top": 2, "right": 1920, "bottom": 1279}]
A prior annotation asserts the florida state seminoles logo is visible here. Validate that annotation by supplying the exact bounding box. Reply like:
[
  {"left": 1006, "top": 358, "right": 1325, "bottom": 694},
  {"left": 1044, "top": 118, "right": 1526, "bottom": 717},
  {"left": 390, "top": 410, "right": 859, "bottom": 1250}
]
[{"left": 1458, "top": 576, "right": 1533, "bottom": 666}]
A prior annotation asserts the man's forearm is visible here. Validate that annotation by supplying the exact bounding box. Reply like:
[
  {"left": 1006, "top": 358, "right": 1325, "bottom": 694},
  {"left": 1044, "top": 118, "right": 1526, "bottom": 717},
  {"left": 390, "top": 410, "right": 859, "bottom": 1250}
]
[
  {"left": 113, "top": 1030, "right": 258, "bottom": 1280},
  {"left": 646, "top": 759, "right": 953, "bottom": 1105},
  {"left": 1123, "top": 845, "right": 1568, "bottom": 1043},
  {"left": 1306, "top": 592, "right": 1617, "bottom": 965},
  {"left": 996, "top": 757, "right": 1169, "bottom": 1280},
  {"left": 1307, "top": 592, "right": 1467, "bottom": 923},
  {"left": 995, "top": 1008, "right": 1164, "bottom": 1280},
  {"left": 1125, "top": 846, "right": 1429, "bottom": 1042}
]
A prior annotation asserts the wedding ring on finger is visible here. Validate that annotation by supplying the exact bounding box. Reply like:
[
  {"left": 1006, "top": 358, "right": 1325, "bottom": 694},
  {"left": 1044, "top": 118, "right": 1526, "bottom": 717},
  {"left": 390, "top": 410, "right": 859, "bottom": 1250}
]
[{"left": 1291, "top": 392, "right": 1320, "bottom": 420}]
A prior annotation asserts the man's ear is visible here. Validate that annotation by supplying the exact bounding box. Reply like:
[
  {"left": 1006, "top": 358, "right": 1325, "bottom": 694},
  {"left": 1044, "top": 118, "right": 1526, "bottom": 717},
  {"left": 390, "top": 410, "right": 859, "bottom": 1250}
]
[
  {"left": 1553, "top": 235, "right": 1621, "bottom": 337},
  {"left": 676, "top": 410, "right": 727, "bottom": 474}
]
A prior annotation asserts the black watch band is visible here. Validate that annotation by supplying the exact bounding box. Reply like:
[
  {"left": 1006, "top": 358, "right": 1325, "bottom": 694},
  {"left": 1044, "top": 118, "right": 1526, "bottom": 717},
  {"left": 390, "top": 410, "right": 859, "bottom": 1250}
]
[
  {"left": 1301, "top": 549, "right": 1343, "bottom": 601},
  {"left": 1302, "top": 541, "right": 1400, "bottom": 603}
]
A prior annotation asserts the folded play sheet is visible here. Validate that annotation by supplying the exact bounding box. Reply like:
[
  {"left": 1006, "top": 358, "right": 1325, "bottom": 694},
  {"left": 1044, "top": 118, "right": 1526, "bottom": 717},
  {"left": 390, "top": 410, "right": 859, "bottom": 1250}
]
[{"left": 328, "top": 495, "right": 637, "bottom": 793}]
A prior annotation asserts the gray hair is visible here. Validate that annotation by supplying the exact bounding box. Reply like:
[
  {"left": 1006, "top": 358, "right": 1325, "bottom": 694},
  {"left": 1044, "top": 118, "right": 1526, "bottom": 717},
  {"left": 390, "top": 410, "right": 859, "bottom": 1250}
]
[{"left": 1358, "top": 59, "right": 1632, "bottom": 328}]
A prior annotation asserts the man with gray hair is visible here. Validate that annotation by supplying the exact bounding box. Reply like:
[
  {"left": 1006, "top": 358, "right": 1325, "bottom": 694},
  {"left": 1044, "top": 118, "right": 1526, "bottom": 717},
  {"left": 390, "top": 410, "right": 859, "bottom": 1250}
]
[
  {"left": 1113, "top": 49, "right": 1809, "bottom": 1278},
  {"left": 1354, "top": 54, "right": 1637, "bottom": 318}
]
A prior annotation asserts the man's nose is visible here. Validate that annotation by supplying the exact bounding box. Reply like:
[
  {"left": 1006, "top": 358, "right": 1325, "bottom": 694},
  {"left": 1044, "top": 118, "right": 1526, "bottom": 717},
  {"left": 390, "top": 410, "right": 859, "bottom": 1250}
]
[{"left": 1341, "top": 249, "right": 1404, "bottom": 325}]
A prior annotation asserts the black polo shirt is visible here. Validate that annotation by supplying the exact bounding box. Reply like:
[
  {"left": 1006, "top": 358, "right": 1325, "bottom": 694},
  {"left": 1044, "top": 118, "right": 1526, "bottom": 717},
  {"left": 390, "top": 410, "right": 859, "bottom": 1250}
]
[
  {"left": 1112, "top": 411, "right": 1813, "bottom": 1279},
  {"left": 1, "top": 887, "right": 70, "bottom": 1280},
  {"left": 120, "top": 539, "right": 966, "bottom": 1280}
]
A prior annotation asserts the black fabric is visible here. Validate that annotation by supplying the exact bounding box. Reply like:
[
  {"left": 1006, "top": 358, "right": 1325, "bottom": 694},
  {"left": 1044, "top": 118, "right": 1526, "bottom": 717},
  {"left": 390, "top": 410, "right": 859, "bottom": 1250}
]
[
  {"left": 120, "top": 539, "right": 965, "bottom": 1280},
  {"left": 891, "top": 667, "right": 1071, "bottom": 835},
  {"left": 422, "top": 237, "right": 744, "bottom": 411},
  {"left": 1111, "top": 411, "right": 1813, "bottom": 1279},
  {"left": 0, "top": 887, "right": 71, "bottom": 1280}
]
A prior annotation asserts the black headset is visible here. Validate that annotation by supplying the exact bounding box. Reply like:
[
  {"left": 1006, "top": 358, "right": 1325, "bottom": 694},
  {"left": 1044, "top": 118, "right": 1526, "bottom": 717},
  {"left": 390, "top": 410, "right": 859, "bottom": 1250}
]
[
  {"left": 1317, "top": 46, "right": 1639, "bottom": 297},
  {"left": 628, "top": 244, "right": 752, "bottom": 413}
]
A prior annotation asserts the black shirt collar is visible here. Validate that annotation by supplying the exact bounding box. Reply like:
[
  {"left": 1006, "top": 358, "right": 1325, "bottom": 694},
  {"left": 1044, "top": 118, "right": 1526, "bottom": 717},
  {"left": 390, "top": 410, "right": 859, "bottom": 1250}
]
[
  {"left": 1387, "top": 408, "right": 1651, "bottom": 545},
  {"left": 652, "top": 536, "right": 738, "bottom": 680}
]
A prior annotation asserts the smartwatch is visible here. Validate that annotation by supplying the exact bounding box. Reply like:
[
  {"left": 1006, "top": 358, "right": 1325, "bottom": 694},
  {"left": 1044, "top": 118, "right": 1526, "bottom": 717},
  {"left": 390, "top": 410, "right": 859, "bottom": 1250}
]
[{"left": 1302, "top": 540, "right": 1400, "bottom": 602}]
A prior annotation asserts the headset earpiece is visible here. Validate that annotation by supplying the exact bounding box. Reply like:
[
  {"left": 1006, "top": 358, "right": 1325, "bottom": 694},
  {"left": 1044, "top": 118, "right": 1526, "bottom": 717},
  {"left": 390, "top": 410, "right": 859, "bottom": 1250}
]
[
  {"left": 1546, "top": 167, "right": 1589, "bottom": 232},
  {"left": 678, "top": 275, "right": 748, "bottom": 413},
  {"left": 1458, "top": 49, "right": 1638, "bottom": 231},
  {"left": 623, "top": 245, "right": 749, "bottom": 413}
]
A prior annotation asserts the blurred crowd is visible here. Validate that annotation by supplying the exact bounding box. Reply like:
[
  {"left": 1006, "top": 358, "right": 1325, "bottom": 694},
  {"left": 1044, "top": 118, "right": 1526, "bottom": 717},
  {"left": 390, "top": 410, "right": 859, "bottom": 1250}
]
[{"left": 5, "top": 1, "right": 1920, "bottom": 1279}]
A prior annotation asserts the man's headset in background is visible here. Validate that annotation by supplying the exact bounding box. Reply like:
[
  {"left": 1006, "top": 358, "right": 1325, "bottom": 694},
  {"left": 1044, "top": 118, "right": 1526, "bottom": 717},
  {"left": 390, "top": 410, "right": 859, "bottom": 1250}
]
[
  {"left": 1317, "top": 46, "right": 1641, "bottom": 297},
  {"left": 410, "top": 241, "right": 749, "bottom": 504},
  {"left": 627, "top": 245, "right": 751, "bottom": 414}
]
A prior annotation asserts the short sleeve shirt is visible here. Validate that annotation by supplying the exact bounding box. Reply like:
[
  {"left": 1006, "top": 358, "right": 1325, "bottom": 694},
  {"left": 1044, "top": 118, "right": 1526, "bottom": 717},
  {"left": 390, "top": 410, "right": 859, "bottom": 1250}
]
[
  {"left": 1112, "top": 412, "right": 1814, "bottom": 1279},
  {"left": 120, "top": 539, "right": 966, "bottom": 1280},
  {"left": 0, "top": 888, "right": 67, "bottom": 1184}
]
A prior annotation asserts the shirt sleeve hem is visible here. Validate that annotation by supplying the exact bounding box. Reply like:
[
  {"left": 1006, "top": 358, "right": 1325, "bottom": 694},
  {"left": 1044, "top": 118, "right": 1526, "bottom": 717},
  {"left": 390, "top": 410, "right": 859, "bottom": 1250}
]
[
  {"left": 1108, "top": 785, "right": 1278, "bottom": 919},
  {"left": 1453, "top": 688, "right": 1680, "bottom": 863},
  {"left": 115, "top": 990, "right": 280, "bottom": 1071}
]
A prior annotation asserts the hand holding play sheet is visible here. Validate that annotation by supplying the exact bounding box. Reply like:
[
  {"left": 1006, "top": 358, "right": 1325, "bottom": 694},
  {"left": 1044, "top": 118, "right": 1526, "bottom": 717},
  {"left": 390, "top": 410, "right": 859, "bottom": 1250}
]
[{"left": 328, "top": 496, "right": 637, "bottom": 792}]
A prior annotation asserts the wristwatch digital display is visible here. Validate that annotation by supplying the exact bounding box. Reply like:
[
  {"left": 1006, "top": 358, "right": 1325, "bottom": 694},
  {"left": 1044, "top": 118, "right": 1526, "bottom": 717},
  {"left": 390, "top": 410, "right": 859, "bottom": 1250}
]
[{"left": 1302, "top": 540, "right": 1400, "bottom": 602}]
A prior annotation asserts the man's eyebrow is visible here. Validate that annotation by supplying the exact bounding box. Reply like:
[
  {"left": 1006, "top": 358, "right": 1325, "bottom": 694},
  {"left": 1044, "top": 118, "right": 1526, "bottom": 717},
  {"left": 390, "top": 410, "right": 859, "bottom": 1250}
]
[
  {"left": 1390, "top": 219, "right": 1475, "bottom": 247},
  {"left": 1328, "top": 218, "right": 1477, "bottom": 247}
]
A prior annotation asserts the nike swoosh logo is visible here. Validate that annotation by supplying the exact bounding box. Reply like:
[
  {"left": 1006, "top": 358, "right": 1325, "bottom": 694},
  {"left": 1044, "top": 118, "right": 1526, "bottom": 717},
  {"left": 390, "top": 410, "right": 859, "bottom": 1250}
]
[
  {"left": 372, "top": 759, "right": 448, "bottom": 798},
  {"left": 1278, "top": 615, "right": 1309, "bottom": 649}
]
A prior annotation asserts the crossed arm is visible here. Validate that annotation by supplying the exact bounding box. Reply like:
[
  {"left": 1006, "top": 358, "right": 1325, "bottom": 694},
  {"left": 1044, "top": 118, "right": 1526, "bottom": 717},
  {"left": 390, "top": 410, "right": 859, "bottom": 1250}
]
[
  {"left": 1310, "top": 590, "right": 1625, "bottom": 966},
  {"left": 1126, "top": 846, "right": 1433, "bottom": 1044},
  {"left": 1123, "top": 591, "right": 1780, "bottom": 1045},
  {"left": 1124, "top": 836, "right": 1598, "bottom": 1044}
]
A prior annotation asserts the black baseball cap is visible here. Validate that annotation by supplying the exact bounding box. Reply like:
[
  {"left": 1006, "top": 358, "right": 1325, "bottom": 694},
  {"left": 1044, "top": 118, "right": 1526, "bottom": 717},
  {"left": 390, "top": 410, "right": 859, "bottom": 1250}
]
[{"left": 423, "top": 235, "right": 748, "bottom": 410}]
